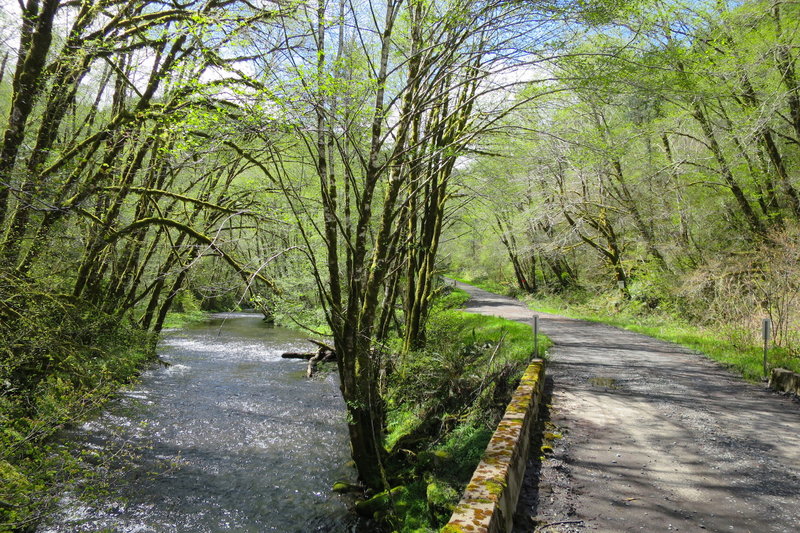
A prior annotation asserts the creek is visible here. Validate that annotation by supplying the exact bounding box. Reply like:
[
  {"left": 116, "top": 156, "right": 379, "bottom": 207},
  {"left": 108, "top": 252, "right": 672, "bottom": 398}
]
[{"left": 39, "top": 312, "right": 360, "bottom": 532}]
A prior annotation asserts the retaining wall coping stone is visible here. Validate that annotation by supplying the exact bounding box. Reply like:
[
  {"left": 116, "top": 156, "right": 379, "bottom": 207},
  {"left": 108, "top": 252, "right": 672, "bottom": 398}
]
[
  {"left": 443, "top": 359, "right": 545, "bottom": 533},
  {"left": 769, "top": 367, "right": 800, "bottom": 395}
]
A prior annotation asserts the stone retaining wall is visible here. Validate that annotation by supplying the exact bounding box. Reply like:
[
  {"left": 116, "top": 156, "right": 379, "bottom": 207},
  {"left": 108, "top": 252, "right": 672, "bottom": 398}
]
[
  {"left": 443, "top": 359, "right": 546, "bottom": 533},
  {"left": 769, "top": 367, "right": 800, "bottom": 395}
]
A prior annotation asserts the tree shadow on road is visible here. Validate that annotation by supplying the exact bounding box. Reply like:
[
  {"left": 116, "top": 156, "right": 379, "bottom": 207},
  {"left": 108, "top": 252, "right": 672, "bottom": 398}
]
[{"left": 513, "top": 376, "right": 584, "bottom": 532}]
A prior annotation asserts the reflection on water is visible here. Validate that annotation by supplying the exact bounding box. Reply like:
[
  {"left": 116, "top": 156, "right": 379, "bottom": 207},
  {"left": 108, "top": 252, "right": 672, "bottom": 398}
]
[{"left": 40, "top": 313, "right": 360, "bottom": 532}]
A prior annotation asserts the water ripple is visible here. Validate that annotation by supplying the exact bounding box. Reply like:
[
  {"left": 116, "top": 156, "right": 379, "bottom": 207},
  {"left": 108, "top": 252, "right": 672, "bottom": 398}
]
[{"left": 40, "top": 316, "right": 360, "bottom": 532}]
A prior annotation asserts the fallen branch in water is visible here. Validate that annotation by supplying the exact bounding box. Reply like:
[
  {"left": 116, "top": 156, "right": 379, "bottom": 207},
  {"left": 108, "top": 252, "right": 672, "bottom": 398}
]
[
  {"left": 281, "top": 340, "right": 336, "bottom": 377},
  {"left": 281, "top": 352, "right": 315, "bottom": 360}
]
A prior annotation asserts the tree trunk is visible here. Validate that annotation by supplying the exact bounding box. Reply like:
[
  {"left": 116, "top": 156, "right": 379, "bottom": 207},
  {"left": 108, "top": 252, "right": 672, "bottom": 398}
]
[
  {"left": 0, "top": 0, "right": 60, "bottom": 247},
  {"left": 691, "top": 103, "right": 765, "bottom": 235}
]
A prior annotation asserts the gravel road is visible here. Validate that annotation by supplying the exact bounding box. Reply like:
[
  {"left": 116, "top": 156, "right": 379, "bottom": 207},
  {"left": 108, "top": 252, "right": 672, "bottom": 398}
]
[{"left": 455, "top": 281, "right": 800, "bottom": 533}]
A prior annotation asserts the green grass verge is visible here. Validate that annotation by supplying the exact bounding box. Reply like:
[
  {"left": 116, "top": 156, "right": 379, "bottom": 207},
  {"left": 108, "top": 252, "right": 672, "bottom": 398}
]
[
  {"left": 378, "top": 283, "right": 551, "bottom": 532},
  {"left": 431, "top": 286, "right": 471, "bottom": 311},
  {"left": 427, "top": 309, "right": 541, "bottom": 365}
]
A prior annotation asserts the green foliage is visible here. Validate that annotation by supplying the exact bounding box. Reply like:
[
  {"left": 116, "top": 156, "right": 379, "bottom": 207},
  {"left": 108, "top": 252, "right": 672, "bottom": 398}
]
[
  {"left": 571, "top": 0, "right": 642, "bottom": 25},
  {"left": 171, "top": 290, "right": 201, "bottom": 314},
  {"left": 379, "top": 294, "right": 547, "bottom": 532},
  {"left": 444, "top": 0, "right": 800, "bottom": 387},
  {"left": 432, "top": 423, "right": 494, "bottom": 484},
  {"left": 160, "top": 290, "right": 210, "bottom": 329},
  {"left": 161, "top": 309, "right": 209, "bottom": 329},
  {"left": 0, "top": 274, "right": 155, "bottom": 531},
  {"left": 253, "top": 254, "right": 332, "bottom": 335}
]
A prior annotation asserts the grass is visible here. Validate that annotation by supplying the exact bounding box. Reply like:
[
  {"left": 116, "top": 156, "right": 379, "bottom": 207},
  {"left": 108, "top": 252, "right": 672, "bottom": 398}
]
[
  {"left": 378, "top": 282, "right": 551, "bottom": 532},
  {"left": 427, "top": 309, "right": 542, "bottom": 363},
  {"left": 447, "top": 270, "right": 800, "bottom": 383},
  {"left": 431, "top": 285, "right": 471, "bottom": 311}
]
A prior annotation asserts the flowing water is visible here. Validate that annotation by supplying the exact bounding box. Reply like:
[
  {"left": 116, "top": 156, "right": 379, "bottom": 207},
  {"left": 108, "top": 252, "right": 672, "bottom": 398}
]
[{"left": 39, "top": 312, "right": 360, "bottom": 532}]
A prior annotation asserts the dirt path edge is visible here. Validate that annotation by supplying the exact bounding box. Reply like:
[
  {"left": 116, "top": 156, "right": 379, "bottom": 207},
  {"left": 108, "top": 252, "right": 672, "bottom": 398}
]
[{"left": 452, "top": 280, "right": 800, "bottom": 533}]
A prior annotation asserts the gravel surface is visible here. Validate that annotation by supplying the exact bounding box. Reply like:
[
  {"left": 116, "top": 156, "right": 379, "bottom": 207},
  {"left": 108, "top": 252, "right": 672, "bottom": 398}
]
[{"left": 455, "top": 282, "right": 800, "bottom": 533}]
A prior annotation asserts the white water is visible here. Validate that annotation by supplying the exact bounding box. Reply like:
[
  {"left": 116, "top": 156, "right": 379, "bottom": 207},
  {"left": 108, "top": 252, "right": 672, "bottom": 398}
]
[{"left": 39, "top": 313, "right": 361, "bottom": 533}]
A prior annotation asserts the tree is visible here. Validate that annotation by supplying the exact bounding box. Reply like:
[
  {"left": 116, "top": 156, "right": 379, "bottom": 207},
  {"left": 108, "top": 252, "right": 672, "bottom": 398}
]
[{"left": 253, "top": 0, "right": 585, "bottom": 489}]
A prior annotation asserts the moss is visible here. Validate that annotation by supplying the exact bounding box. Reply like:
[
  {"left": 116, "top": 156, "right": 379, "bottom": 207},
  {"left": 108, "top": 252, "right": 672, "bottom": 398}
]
[
  {"left": 355, "top": 486, "right": 410, "bottom": 517},
  {"left": 484, "top": 478, "right": 506, "bottom": 498},
  {"left": 332, "top": 481, "right": 361, "bottom": 494},
  {"left": 427, "top": 479, "right": 460, "bottom": 519}
]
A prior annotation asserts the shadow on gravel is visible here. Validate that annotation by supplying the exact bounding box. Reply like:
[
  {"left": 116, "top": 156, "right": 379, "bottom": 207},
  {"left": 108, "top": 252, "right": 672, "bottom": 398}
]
[
  {"left": 514, "top": 376, "right": 565, "bottom": 531},
  {"left": 549, "top": 341, "right": 692, "bottom": 354}
]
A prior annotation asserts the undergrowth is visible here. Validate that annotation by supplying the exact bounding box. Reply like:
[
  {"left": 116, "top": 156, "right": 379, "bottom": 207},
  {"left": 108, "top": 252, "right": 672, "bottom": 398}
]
[
  {"left": 375, "top": 283, "right": 548, "bottom": 532},
  {"left": 1, "top": 275, "right": 156, "bottom": 532}
]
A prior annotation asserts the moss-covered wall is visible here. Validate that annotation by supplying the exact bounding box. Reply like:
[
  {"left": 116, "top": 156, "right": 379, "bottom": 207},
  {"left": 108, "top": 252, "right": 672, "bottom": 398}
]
[
  {"left": 442, "top": 359, "right": 545, "bottom": 533},
  {"left": 769, "top": 368, "right": 800, "bottom": 395}
]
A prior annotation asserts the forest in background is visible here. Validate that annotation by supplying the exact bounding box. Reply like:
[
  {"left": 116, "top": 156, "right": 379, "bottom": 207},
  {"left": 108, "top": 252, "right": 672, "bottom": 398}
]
[
  {"left": 1, "top": 0, "right": 798, "bottom": 531},
  {"left": 446, "top": 0, "right": 800, "bottom": 371}
]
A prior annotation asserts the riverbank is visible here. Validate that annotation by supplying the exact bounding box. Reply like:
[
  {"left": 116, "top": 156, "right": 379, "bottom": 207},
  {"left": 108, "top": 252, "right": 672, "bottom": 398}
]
[
  {"left": 0, "top": 319, "right": 155, "bottom": 532},
  {"left": 1, "top": 305, "right": 223, "bottom": 532}
]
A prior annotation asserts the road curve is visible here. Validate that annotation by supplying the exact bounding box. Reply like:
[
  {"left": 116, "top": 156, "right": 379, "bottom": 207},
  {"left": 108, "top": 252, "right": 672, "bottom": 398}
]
[{"left": 454, "top": 281, "right": 800, "bottom": 533}]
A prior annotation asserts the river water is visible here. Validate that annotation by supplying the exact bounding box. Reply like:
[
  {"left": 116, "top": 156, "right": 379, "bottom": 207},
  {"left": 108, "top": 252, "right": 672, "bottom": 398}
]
[{"left": 39, "top": 312, "right": 360, "bottom": 532}]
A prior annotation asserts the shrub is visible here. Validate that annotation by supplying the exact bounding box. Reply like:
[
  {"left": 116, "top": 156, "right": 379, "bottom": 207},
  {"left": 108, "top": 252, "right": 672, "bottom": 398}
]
[{"left": 381, "top": 303, "right": 542, "bottom": 532}]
